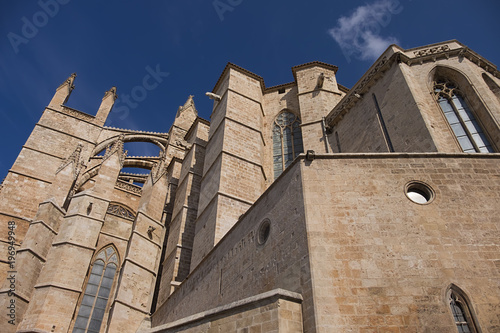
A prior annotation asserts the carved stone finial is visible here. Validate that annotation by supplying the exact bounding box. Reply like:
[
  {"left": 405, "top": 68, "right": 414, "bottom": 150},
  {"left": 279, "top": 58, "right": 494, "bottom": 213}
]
[
  {"left": 57, "top": 73, "right": 77, "bottom": 91},
  {"left": 56, "top": 143, "right": 85, "bottom": 179},
  {"left": 182, "top": 95, "right": 195, "bottom": 109},
  {"left": 103, "top": 86, "right": 118, "bottom": 101},
  {"left": 103, "top": 134, "right": 127, "bottom": 167},
  {"left": 151, "top": 148, "right": 168, "bottom": 184},
  {"left": 176, "top": 95, "right": 196, "bottom": 117}
]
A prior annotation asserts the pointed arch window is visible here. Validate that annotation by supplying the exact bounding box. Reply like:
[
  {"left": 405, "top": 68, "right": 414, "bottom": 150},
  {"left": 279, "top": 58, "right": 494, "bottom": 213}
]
[
  {"left": 273, "top": 111, "right": 304, "bottom": 179},
  {"left": 73, "top": 246, "right": 119, "bottom": 333},
  {"left": 447, "top": 285, "right": 480, "bottom": 333},
  {"left": 434, "top": 80, "right": 493, "bottom": 153}
]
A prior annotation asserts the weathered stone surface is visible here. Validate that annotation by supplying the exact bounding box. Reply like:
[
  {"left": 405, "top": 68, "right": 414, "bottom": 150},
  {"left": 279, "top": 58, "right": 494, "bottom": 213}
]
[{"left": 1, "top": 40, "right": 499, "bottom": 333}]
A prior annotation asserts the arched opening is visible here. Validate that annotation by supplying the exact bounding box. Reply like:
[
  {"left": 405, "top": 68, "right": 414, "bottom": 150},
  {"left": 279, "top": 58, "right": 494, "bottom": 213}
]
[
  {"left": 429, "top": 66, "right": 496, "bottom": 153},
  {"left": 433, "top": 80, "right": 493, "bottom": 152},
  {"left": 92, "top": 134, "right": 167, "bottom": 158},
  {"left": 272, "top": 110, "right": 304, "bottom": 179},
  {"left": 72, "top": 245, "right": 120, "bottom": 333},
  {"left": 447, "top": 285, "right": 481, "bottom": 333}
]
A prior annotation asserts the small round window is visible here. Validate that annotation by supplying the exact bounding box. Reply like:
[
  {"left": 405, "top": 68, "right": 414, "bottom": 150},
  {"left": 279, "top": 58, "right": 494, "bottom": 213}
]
[
  {"left": 257, "top": 219, "right": 271, "bottom": 245},
  {"left": 405, "top": 181, "right": 434, "bottom": 204}
]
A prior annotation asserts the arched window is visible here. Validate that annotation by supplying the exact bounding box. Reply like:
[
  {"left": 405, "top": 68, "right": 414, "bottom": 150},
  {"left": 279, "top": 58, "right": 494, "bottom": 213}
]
[
  {"left": 73, "top": 245, "right": 119, "bottom": 333},
  {"left": 434, "top": 80, "right": 493, "bottom": 153},
  {"left": 447, "top": 285, "right": 480, "bottom": 333},
  {"left": 273, "top": 111, "right": 304, "bottom": 179},
  {"left": 106, "top": 202, "right": 135, "bottom": 221}
]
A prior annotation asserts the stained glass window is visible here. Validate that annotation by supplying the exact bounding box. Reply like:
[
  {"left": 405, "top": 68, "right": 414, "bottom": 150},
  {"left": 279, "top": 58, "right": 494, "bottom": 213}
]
[
  {"left": 448, "top": 286, "right": 479, "bottom": 333},
  {"left": 434, "top": 80, "right": 493, "bottom": 153},
  {"left": 73, "top": 246, "right": 119, "bottom": 333},
  {"left": 273, "top": 111, "right": 304, "bottom": 179}
]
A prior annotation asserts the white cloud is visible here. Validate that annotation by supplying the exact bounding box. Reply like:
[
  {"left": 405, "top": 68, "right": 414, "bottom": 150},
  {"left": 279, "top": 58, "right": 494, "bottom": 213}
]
[{"left": 328, "top": 0, "right": 403, "bottom": 62}]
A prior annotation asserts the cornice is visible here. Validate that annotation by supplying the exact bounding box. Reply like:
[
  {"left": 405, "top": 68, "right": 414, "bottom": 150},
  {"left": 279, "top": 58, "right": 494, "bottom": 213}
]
[
  {"left": 408, "top": 46, "right": 499, "bottom": 78},
  {"left": 212, "top": 62, "right": 266, "bottom": 94},
  {"left": 325, "top": 42, "right": 500, "bottom": 129},
  {"left": 325, "top": 53, "right": 398, "bottom": 128},
  {"left": 291, "top": 61, "right": 339, "bottom": 81},
  {"left": 212, "top": 61, "right": 339, "bottom": 95}
]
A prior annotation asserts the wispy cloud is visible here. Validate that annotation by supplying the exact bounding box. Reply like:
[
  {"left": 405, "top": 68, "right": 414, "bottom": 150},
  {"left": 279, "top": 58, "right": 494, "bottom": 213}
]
[{"left": 328, "top": 0, "right": 403, "bottom": 62}]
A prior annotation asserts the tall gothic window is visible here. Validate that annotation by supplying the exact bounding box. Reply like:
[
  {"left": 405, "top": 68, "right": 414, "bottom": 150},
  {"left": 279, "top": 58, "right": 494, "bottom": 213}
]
[
  {"left": 273, "top": 111, "right": 304, "bottom": 179},
  {"left": 73, "top": 246, "right": 119, "bottom": 333},
  {"left": 448, "top": 286, "right": 480, "bottom": 333},
  {"left": 434, "top": 80, "right": 493, "bottom": 153}
]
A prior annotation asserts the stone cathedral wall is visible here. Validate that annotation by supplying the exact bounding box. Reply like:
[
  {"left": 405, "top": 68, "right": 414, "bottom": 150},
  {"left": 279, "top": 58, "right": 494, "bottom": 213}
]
[{"left": 302, "top": 154, "right": 500, "bottom": 332}]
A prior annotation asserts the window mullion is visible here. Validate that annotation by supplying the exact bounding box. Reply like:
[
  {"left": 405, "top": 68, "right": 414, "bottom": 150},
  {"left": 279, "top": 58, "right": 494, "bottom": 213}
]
[
  {"left": 450, "top": 94, "right": 480, "bottom": 152},
  {"left": 85, "top": 263, "right": 107, "bottom": 332},
  {"left": 280, "top": 128, "right": 285, "bottom": 171}
]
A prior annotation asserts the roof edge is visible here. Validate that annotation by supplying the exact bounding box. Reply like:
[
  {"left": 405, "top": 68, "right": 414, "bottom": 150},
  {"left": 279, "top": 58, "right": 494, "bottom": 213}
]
[{"left": 212, "top": 61, "right": 340, "bottom": 95}]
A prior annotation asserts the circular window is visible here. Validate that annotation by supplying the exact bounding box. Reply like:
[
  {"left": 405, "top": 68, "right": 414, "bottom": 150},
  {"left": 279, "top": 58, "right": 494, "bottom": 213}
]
[
  {"left": 257, "top": 219, "right": 271, "bottom": 245},
  {"left": 405, "top": 181, "right": 434, "bottom": 204}
]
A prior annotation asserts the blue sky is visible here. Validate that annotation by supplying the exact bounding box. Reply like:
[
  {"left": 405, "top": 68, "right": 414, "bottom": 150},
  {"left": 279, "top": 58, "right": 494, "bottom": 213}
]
[{"left": 0, "top": 0, "right": 499, "bottom": 179}]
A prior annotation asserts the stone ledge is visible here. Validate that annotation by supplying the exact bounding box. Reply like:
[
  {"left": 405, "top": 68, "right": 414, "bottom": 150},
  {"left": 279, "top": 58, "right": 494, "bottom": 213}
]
[
  {"left": 112, "top": 298, "right": 150, "bottom": 315},
  {"left": 5, "top": 169, "right": 52, "bottom": 185},
  {"left": 123, "top": 257, "right": 158, "bottom": 276},
  {"left": 99, "top": 230, "right": 129, "bottom": 241},
  {"left": 38, "top": 198, "right": 67, "bottom": 215},
  {"left": 34, "top": 122, "right": 96, "bottom": 144},
  {"left": 300, "top": 152, "right": 500, "bottom": 160},
  {"left": 131, "top": 230, "right": 162, "bottom": 249},
  {"left": 136, "top": 210, "right": 165, "bottom": 228},
  {"left": 199, "top": 150, "right": 267, "bottom": 187},
  {"left": 0, "top": 289, "right": 30, "bottom": 303},
  {"left": 195, "top": 190, "right": 253, "bottom": 225},
  {"left": 51, "top": 241, "right": 96, "bottom": 252},
  {"left": 20, "top": 145, "right": 63, "bottom": 160},
  {"left": 169, "top": 203, "right": 198, "bottom": 227},
  {"left": 144, "top": 288, "right": 303, "bottom": 333},
  {"left": 33, "top": 282, "right": 81, "bottom": 294},
  {"left": 18, "top": 329, "right": 51, "bottom": 333},
  {"left": 29, "top": 220, "right": 58, "bottom": 235},
  {"left": 16, "top": 247, "right": 47, "bottom": 263}
]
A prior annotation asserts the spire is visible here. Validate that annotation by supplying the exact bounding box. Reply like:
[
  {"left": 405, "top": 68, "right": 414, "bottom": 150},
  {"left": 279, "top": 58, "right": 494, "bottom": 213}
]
[
  {"left": 57, "top": 72, "right": 77, "bottom": 91},
  {"left": 184, "top": 94, "right": 194, "bottom": 107},
  {"left": 103, "top": 134, "right": 127, "bottom": 168},
  {"left": 95, "top": 86, "right": 118, "bottom": 126},
  {"left": 49, "top": 73, "right": 77, "bottom": 108},
  {"left": 176, "top": 95, "right": 196, "bottom": 117},
  {"left": 103, "top": 86, "right": 118, "bottom": 101},
  {"left": 174, "top": 95, "right": 198, "bottom": 131}
]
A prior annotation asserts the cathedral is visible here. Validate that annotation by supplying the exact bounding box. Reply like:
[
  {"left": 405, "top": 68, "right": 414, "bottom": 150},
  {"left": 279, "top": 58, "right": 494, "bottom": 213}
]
[{"left": 0, "top": 40, "right": 499, "bottom": 332}]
